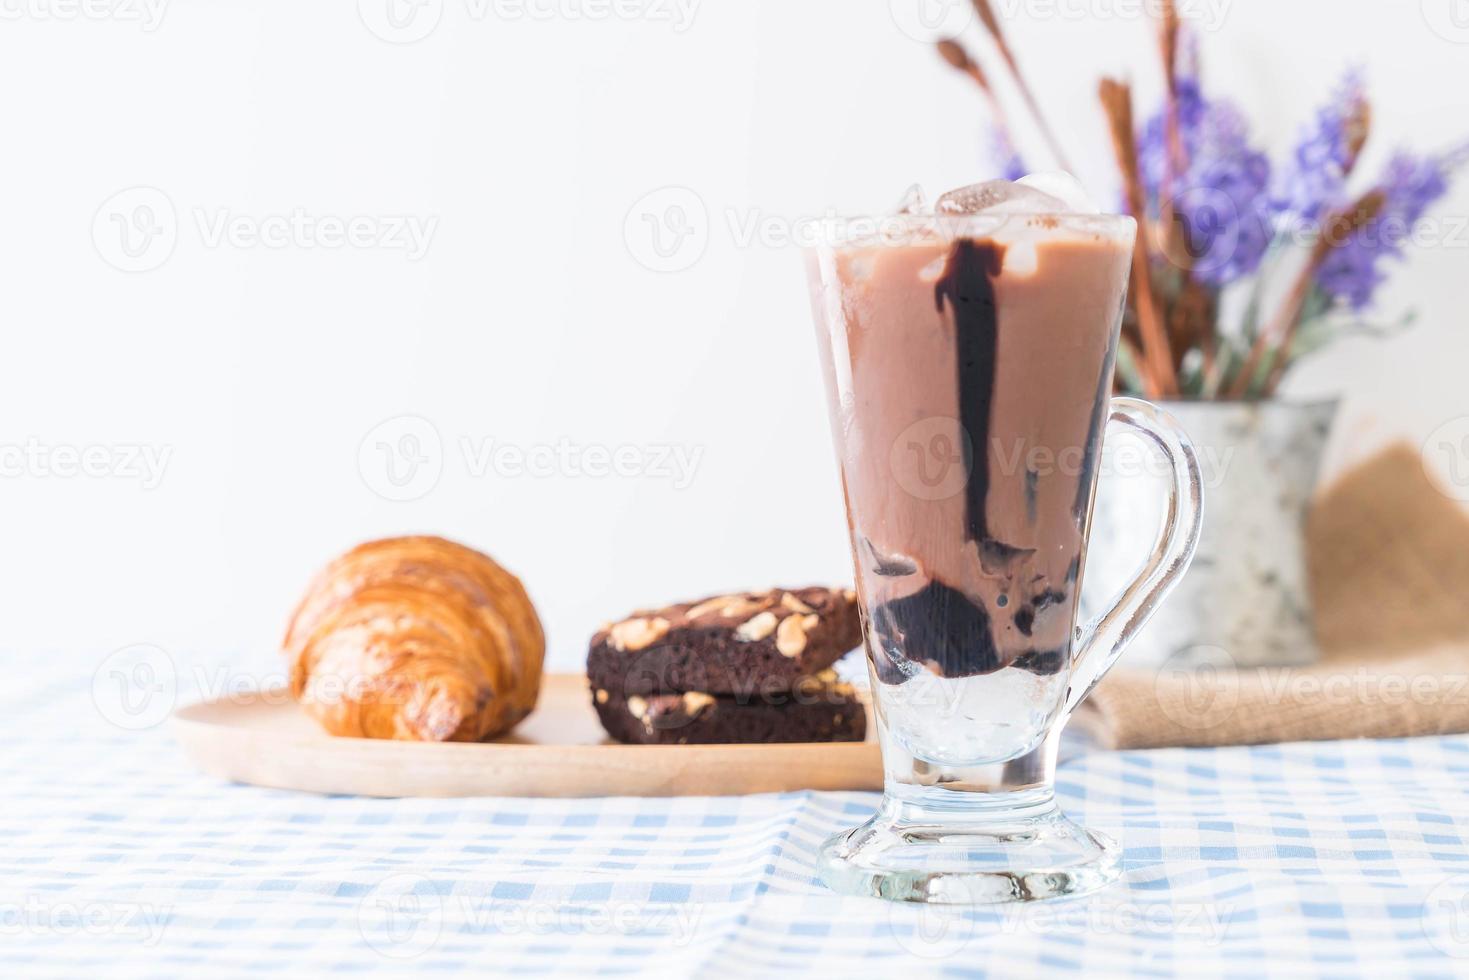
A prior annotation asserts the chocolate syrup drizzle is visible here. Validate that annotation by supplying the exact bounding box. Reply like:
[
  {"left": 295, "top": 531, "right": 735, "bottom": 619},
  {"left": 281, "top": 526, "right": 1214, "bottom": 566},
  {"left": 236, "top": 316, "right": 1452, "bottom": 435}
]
[{"left": 937, "top": 238, "right": 1004, "bottom": 542}]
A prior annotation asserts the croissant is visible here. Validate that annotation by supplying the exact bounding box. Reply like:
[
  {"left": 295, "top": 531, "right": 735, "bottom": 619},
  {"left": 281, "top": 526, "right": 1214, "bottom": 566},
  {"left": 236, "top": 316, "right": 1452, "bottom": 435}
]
[{"left": 283, "top": 536, "right": 545, "bottom": 742}]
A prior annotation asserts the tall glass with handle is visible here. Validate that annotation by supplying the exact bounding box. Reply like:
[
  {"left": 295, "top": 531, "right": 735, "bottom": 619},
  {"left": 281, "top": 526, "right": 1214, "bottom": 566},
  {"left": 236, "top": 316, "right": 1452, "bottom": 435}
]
[{"left": 806, "top": 205, "right": 1203, "bottom": 904}]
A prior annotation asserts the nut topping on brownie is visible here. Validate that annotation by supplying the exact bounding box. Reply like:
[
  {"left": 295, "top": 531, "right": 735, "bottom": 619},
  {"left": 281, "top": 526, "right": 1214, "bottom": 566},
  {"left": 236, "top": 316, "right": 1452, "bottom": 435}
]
[
  {"left": 606, "top": 617, "right": 671, "bottom": 652},
  {"left": 587, "top": 587, "right": 863, "bottom": 696}
]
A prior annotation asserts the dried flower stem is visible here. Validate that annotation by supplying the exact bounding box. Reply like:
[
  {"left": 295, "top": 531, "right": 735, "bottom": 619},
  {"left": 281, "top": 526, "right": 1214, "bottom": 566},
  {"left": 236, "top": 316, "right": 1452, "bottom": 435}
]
[
  {"left": 1118, "top": 335, "right": 1157, "bottom": 395},
  {"left": 1152, "top": 1, "right": 1215, "bottom": 376},
  {"left": 1227, "top": 190, "right": 1388, "bottom": 398},
  {"left": 935, "top": 40, "right": 1022, "bottom": 146},
  {"left": 970, "top": 0, "right": 1074, "bottom": 173},
  {"left": 1100, "top": 77, "right": 1178, "bottom": 397},
  {"left": 1158, "top": 0, "right": 1186, "bottom": 192},
  {"left": 1155, "top": 0, "right": 1192, "bottom": 320},
  {"left": 1171, "top": 277, "right": 1213, "bottom": 379}
]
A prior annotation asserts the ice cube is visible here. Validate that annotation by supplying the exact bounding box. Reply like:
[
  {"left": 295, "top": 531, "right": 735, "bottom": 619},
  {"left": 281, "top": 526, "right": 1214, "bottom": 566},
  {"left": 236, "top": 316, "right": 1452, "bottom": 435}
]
[
  {"left": 894, "top": 183, "right": 929, "bottom": 215},
  {"left": 936, "top": 179, "right": 1067, "bottom": 216},
  {"left": 1016, "top": 171, "right": 1101, "bottom": 214}
]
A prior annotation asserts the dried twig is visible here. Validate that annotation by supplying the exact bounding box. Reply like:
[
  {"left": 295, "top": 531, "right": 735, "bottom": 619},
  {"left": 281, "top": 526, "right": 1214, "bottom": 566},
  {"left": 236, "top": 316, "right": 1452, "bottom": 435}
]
[
  {"left": 1170, "top": 278, "right": 1214, "bottom": 382},
  {"left": 1100, "top": 77, "right": 1178, "bottom": 397},
  {"left": 970, "top": 0, "right": 1074, "bottom": 173},
  {"left": 1153, "top": 2, "right": 1208, "bottom": 374},
  {"left": 1227, "top": 190, "right": 1388, "bottom": 398},
  {"left": 1118, "top": 335, "right": 1158, "bottom": 396},
  {"left": 1154, "top": 1, "right": 1190, "bottom": 288},
  {"left": 935, "top": 39, "right": 1021, "bottom": 149},
  {"left": 1158, "top": 0, "right": 1186, "bottom": 188}
]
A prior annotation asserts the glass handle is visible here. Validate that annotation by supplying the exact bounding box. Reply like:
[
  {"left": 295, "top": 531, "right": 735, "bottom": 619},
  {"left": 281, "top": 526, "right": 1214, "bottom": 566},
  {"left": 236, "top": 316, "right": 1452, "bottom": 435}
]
[{"left": 1064, "top": 397, "right": 1205, "bottom": 717}]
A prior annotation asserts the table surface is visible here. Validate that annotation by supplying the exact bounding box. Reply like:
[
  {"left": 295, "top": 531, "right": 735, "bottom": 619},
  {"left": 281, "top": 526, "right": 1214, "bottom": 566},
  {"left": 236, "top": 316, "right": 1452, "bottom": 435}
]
[{"left": 8, "top": 649, "right": 1469, "bottom": 978}]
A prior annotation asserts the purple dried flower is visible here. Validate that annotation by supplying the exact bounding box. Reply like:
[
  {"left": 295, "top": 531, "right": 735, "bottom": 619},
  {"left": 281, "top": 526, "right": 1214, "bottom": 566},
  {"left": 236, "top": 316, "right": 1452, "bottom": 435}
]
[
  {"left": 1273, "top": 69, "right": 1369, "bottom": 225},
  {"left": 1136, "top": 77, "right": 1205, "bottom": 190},
  {"left": 1136, "top": 77, "right": 1273, "bottom": 286},
  {"left": 1316, "top": 150, "right": 1458, "bottom": 311},
  {"left": 989, "top": 126, "right": 1026, "bottom": 182}
]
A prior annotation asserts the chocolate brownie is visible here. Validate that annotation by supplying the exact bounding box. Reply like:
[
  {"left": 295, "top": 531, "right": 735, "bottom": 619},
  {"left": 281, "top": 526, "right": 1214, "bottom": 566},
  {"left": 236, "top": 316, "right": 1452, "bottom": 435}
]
[
  {"left": 586, "top": 587, "right": 863, "bottom": 696},
  {"left": 592, "top": 671, "right": 867, "bottom": 745}
]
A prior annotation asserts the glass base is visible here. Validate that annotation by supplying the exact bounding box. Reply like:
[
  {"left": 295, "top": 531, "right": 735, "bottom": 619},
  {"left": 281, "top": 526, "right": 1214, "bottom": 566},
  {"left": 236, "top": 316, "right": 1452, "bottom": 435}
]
[{"left": 817, "top": 785, "right": 1120, "bottom": 904}]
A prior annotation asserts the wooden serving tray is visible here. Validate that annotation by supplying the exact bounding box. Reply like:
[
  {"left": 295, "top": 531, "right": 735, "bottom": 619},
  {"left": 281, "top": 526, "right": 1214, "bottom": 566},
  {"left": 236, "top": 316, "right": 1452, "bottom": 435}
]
[{"left": 172, "top": 673, "right": 883, "bottom": 798}]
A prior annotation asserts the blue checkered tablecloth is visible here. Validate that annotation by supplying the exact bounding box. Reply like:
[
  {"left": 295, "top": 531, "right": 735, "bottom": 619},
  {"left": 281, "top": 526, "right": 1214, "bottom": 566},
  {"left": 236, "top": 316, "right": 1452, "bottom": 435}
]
[{"left": 7, "top": 648, "right": 1469, "bottom": 978}]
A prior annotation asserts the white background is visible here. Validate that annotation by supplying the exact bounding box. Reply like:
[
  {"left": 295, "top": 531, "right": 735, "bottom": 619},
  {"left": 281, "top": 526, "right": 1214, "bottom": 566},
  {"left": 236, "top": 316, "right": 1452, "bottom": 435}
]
[{"left": 2, "top": 0, "right": 1467, "bottom": 673}]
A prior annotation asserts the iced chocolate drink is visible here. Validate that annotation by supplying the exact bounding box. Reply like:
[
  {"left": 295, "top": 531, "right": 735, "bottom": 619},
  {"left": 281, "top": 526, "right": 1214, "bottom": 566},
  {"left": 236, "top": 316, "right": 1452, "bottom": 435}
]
[
  {"left": 808, "top": 178, "right": 1136, "bottom": 764},
  {"left": 807, "top": 177, "right": 1204, "bottom": 904}
]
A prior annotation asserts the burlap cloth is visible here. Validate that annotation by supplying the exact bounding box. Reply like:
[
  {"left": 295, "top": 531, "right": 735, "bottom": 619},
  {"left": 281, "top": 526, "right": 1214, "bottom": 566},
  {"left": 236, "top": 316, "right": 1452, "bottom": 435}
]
[{"left": 1087, "top": 444, "right": 1469, "bottom": 749}]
